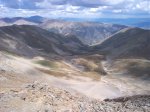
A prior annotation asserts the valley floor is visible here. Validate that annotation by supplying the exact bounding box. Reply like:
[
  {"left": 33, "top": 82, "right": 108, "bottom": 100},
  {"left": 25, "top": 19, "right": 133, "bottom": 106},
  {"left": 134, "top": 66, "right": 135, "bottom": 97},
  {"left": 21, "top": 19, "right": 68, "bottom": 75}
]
[{"left": 0, "top": 51, "right": 150, "bottom": 112}]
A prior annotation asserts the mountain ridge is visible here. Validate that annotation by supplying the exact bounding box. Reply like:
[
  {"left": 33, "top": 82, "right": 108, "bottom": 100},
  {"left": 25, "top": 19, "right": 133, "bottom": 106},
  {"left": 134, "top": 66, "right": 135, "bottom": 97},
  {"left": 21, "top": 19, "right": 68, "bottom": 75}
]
[
  {"left": 93, "top": 27, "right": 150, "bottom": 59},
  {"left": 40, "top": 20, "right": 126, "bottom": 45},
  {"left": 0, "top": 16, "right": 127, "bottom": 46},
  {"left": 0, "top": 25, "right": 88, "bottom": 57}
]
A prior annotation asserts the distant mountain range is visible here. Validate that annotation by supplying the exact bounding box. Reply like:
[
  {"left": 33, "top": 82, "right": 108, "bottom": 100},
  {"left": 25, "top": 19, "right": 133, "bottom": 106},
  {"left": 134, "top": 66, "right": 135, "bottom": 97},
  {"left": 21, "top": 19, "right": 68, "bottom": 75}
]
[
  {"left": 0, "top": 16, "right": 150, "bottom": 59},
  {"left": 0, "top": 16, "right": 149, "bottom": 29},
  {"left": 0, "top": 16, "right": 45, "bottom": 24},
  {"left": 96, "top": 18, "right": 150, "bottom": 30},
  {"left": 0, "top": 16, "right": 127, "bottom": 45},
  {"left": 61, "top": 17, "right": 150, "bottom": 30}
]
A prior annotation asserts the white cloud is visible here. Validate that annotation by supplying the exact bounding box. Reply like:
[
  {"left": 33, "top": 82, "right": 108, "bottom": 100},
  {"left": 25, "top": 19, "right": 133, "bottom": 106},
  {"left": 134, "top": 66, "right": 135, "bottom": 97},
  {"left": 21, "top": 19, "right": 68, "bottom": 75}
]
[
  {"left": 65, "top": 5, "right": 80, "bottom": 13},
  {"left": 113, "top": 9, "right": 122, "bottom": 13},
  {"left": 90, "top": 6, "right": 107, "bottom": 13},
  {"left": 136, "top": 1, "right": 150, "bottom": 11},
  {"left": 0, "top": 0, "right": 150, "bottom": 18}
]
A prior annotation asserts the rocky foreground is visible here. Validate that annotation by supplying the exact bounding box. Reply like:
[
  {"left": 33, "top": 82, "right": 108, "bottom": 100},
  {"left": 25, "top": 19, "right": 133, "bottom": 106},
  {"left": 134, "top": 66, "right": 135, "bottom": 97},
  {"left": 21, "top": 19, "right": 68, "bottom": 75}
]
[{"left": 0, "top": 81, "right": 150, "bottom": 112}]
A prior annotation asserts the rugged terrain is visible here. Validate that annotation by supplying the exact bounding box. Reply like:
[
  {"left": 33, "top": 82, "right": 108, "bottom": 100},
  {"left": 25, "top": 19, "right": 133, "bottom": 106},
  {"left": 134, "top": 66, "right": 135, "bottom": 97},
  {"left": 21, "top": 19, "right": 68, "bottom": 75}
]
[
  {"left": 0, "top": 24, "right": 150, "bottom": 112},
  {"left": 0, "top": 51, "right": 150, "bottom": 112},
  {"left": 40, "top": 20, "right": 126, "bottom": 45},
  {"left": 0, "top": 25, "right": 88, "bottom": 57},
  {"left": 0, "top": 16, "right": 127, "bottom": 45}
]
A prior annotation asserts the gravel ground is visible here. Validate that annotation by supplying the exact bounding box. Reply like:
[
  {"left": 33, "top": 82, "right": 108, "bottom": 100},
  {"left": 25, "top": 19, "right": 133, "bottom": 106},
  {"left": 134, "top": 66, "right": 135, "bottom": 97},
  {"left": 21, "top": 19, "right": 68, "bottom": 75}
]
[{"left": 0, "top": 82, "right": 150, "bottom": 112}]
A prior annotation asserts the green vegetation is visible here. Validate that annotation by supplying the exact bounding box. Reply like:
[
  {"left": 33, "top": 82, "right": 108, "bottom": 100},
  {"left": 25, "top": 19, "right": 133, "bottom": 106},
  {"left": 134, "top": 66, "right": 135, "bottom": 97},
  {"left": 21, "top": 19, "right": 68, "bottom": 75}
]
[
  {"left": 127, "top": 60, "right": 150, "bottom": 77},
  {"left": 35, "top": 60, "right": 57, "bottom": 68},
  {"left": 3, "top": 50, "right": 19, "bottom": 56},
  {"left": 112, "top": 59, "right": 150, "bottom": 80},
  {"left": 72, "top": 57, "right": 107, "bottom": 75}
]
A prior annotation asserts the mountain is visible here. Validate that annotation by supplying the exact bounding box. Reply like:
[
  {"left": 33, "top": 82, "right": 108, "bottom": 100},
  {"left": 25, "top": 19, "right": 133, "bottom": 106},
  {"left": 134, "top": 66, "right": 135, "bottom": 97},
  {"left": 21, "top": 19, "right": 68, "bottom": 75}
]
[
  {"left": 0, "top": 20, "right": 9, "bottom": 27},
  {"left": 93, "top": 28, "right": 150, "bottom": 59},
  {"left": 40, "top": 20, "right": 126, "bottom": 45},
  {"left": 0, "top": 25, "right": 87, "bottom": 57},
  {"left": 0, "top": 16, "right": 46, "bottom": 26},
  {"left": 87, "top": 18, "right": 150, "bottom": 29},
  {"left": 0, "top": 17, "right": 24, "bottom": 23},
  {"left": 0, "top": 20, "right": 150, "bottom": 112},
  {"left": 0, "top": 18, "right": 38, "bottom": 26},
  {"left": 0, "top": 17, "right": 127, "bottom": 46},
  {"left": 26, "top": 16, "right": 46, "bottom": 23},
  {"left": 132, "top": 21, "right": 150, "bottom": 29},
  {"left": 13, "top": 19, "right": 38, "bottom": 25}
]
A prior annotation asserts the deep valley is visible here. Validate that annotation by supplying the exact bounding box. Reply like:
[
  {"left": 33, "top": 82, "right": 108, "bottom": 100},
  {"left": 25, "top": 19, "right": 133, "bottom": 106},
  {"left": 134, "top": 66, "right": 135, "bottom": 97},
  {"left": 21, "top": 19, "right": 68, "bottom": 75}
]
[{"left": 0, "top": 17, "right": 150, "bottom": 112}]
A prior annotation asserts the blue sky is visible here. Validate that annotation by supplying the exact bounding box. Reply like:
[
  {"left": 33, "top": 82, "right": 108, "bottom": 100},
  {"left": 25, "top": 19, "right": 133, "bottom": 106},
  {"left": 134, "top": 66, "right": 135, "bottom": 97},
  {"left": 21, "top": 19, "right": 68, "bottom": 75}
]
[{"left": 0, "top": 0, "right": 149, "bottom": 18}]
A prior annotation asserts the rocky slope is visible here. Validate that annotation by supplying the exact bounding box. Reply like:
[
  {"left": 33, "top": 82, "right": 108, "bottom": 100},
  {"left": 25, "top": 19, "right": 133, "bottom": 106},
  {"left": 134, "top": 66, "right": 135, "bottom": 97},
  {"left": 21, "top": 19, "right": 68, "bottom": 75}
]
[
  {"left": 1, "top": 81, "right": 150, "bottom": 112},
  {"left": 40, "top": 20, "right": 126, "bottom": 45}
]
